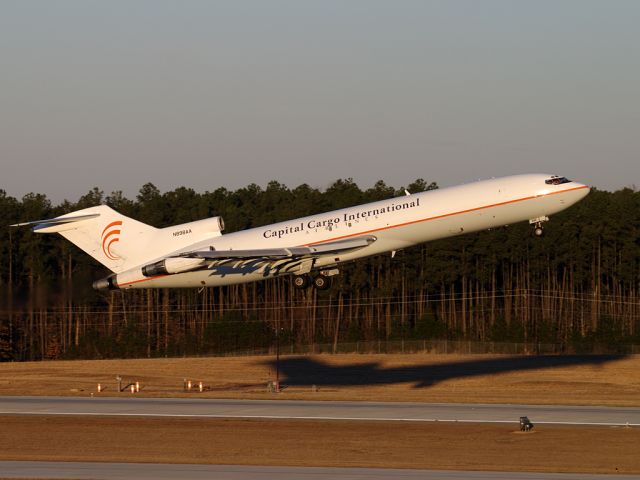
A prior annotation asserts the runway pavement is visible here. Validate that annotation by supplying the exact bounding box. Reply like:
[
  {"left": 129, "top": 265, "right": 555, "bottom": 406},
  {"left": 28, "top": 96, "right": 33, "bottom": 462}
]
[
  {"left": 1, "top": 462, "right": 638, "bottom": 480},
  {"left": 1, "top": 396, "right": 639, "bottom": 425}
]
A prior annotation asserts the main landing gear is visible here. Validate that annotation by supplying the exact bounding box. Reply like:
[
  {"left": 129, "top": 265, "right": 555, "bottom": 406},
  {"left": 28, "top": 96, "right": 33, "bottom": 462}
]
[
  {"left": 293, "top": 274, "right": 311, "bottom": 289},
  {"left": 529, "top": 216, "right": 549, "bottom": 237},
  {"left": 293, "top": 271, "right": 336, "bottom": 291},
  {"left": 312, "top": 274, "right": 332, "bottom": 290}
]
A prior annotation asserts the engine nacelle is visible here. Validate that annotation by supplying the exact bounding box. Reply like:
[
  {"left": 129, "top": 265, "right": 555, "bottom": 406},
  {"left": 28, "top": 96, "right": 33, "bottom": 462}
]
[
  {"left": 141, "top": 257, "right": 206, "bottom": 277},
  {"left": 92, "top": 274, "right": 118, "bottom": 291},
  {"left": 165, "top": 216, "right": 224, "bottom": 238}
]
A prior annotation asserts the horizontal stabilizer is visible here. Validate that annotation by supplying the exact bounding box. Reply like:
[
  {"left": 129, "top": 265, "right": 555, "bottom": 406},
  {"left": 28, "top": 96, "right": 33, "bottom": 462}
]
[
  {"left": 11, "top": 213, "right": 101, "bottom": 230},
  {"left": 181, "top": 235, "right": 376, "bottom": 261}
]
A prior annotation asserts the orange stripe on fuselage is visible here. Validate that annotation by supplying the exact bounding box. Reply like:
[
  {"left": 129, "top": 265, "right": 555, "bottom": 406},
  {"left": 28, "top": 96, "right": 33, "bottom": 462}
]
[
  {"left": 119, "top": 185, "right": 588, "bottom": 286},
  {"left": 305, "top": 185, "right": 588, "bottom": 246}
]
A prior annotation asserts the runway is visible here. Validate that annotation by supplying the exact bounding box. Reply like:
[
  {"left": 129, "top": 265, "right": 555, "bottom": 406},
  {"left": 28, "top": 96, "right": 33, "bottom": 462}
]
[
  {"left": 1, "top": 396, "right": 639, "bottom": 425},
  {"left": 1, "top": 462, "right": 638, "bottom": 480}
]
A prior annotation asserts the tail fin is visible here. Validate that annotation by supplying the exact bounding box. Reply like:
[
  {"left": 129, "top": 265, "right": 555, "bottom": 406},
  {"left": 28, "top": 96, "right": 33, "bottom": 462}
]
[{"left": 26, "top": 205, "right": 158, "bottom": 273}]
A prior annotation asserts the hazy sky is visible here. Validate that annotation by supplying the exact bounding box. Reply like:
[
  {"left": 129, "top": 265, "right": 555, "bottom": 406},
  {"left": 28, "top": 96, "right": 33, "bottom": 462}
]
[{"left": 1, "top": 0, "right": 639, "bottom": 202}]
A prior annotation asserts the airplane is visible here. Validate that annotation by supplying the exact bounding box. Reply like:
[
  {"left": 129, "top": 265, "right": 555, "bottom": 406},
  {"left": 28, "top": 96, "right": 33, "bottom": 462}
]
[{"left": 12, "top": 174, "right": 589, "bottom": 291}]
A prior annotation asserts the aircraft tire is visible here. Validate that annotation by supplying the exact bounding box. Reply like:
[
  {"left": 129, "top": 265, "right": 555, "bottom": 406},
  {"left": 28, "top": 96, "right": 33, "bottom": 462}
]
[
  {"left": 293, "top": 274, "right": 311, "bottom": 289},
  {"left": 313, "top": 275, "right": 332, "bottom": 290}
]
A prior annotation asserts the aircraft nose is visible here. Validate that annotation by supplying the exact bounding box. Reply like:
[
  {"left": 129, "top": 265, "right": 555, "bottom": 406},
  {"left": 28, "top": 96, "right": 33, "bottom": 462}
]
[{"left": 577, "top": 183, "right": 591, "bottom": 199}]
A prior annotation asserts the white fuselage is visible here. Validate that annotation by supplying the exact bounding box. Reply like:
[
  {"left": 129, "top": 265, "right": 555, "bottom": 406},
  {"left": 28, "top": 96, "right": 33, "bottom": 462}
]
[{"left": 117, "top": 174, "right": 589, "bottom": 289}]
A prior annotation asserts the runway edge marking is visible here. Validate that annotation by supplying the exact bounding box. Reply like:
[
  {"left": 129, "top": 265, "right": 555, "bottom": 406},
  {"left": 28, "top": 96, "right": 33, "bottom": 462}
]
[{"left": 1, "top": 411, "right": 638, "bottom": 426}]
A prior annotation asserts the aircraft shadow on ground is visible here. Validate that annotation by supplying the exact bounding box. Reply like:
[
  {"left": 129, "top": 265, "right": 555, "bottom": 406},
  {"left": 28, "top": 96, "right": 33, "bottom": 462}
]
[{"left": 265, "top": 354, "right": 626, "bottom": 389}]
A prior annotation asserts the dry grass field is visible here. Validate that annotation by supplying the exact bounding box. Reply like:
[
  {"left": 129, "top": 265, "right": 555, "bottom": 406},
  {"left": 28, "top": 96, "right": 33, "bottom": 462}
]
[
  {"left": 2, "top": 353, "right": 639, "bottom": 476},
  {"left": 0, "top": 353, "right": 639, "bottom": 405},
  {"left": 1, "top": 415, "right": 639, "bottom": 474}
]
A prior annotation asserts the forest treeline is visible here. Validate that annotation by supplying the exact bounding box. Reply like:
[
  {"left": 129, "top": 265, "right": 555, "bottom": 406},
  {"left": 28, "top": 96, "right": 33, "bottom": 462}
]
[{"left": 1, "top": 178, "right": 639, "bottom": 361}]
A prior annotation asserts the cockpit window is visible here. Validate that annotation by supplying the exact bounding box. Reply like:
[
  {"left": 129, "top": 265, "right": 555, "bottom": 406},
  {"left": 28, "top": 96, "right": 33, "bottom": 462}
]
[{"left": 545, "top": 176, "right": 571, "bottom": 185}]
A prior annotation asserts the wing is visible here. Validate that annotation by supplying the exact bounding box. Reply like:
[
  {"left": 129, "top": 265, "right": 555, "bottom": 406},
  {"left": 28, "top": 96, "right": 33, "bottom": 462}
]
[
  {"left": 138, "top": 235, "right": 377, "bottom": 278},
  {"left": 181, "top": 235, "right": 377, "bottom": 260}
]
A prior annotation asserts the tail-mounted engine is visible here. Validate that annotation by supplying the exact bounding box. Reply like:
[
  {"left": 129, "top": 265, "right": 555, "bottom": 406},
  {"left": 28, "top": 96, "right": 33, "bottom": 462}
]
[{"left": 142, "top": 258, "right": 207, "bottom": 277}]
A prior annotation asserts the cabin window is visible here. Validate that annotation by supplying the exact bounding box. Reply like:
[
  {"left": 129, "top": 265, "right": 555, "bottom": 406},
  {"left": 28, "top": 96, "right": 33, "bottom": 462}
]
[{"left": 545, "top": 176, "right": 571, "bottom": 185}]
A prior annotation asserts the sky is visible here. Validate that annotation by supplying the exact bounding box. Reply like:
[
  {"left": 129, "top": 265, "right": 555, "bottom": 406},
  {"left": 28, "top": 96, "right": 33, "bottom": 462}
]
[{"left": 1, "top": 0, "right": 639, "bottom": 203}]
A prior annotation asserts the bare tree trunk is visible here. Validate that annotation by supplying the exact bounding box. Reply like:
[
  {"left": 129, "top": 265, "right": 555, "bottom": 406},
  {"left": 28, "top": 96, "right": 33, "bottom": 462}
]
[
  {"left": 147, "top": 289, "right": 152, "bottom": 357},
  {"left": 163, "top": 289, "right": 169, "bottom": 354},
  {"left": 333, "top": 293, "right": 343, "bottom": 353},
  {"left": 8, "top": 229, "right": 14, "bottom": 356}
]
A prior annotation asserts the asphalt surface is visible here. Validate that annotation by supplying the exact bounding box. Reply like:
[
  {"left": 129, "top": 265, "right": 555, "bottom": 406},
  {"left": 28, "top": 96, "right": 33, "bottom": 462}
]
[
  {"left": 1, "top": 396, "right": 639, "bottom": 425},
  {"left": 1, "top": 462, "right": 638, "bottom": 480}
]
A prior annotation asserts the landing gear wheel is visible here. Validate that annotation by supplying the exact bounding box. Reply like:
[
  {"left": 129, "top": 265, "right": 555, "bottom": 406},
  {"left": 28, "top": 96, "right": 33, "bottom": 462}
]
[
  {"left": 293, "top": 274, "right": 311, "bottom": 289},
  {"left": 529, "top": 216, "right": 549, "bottom": 238},
  {"left": 313, "top": 274, "right": 332, "bottom": 290}
]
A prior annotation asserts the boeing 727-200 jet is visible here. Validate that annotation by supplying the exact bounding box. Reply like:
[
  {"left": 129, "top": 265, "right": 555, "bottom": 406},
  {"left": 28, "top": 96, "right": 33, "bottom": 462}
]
[{"left": 12, "top": 174, "right": 589, "bottom": 291}]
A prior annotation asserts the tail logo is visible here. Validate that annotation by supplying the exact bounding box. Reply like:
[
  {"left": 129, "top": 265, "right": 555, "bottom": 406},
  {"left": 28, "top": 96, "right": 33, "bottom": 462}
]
[{"left": 101, "top": 221, "right": 122, "bottom": 260}]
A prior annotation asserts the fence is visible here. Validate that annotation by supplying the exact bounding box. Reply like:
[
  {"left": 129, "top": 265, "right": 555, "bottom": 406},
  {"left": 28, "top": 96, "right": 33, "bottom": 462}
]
[{"left": 217, "top": 339, "right": 640, "bottom": 357}]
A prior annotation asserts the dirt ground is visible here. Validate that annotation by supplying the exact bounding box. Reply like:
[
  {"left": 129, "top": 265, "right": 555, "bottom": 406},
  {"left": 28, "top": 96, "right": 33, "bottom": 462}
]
[
  {"left": 0, "top": 353, "right": 639, "bottom": 406},
  {"left": 1, "top": 415, "right": 638, "bottom": 474}
]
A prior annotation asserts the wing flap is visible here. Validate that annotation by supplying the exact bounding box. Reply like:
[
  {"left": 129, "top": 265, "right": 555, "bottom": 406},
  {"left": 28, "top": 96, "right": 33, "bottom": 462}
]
[{"left": 307, "top": 235, "right": 376, "bottom": 253}]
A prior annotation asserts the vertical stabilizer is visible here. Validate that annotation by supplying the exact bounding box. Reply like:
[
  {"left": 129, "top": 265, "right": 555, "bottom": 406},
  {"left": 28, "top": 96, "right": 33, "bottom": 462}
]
[{"left": 31, "top": 205, "right": 158, "bottom": 273}]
